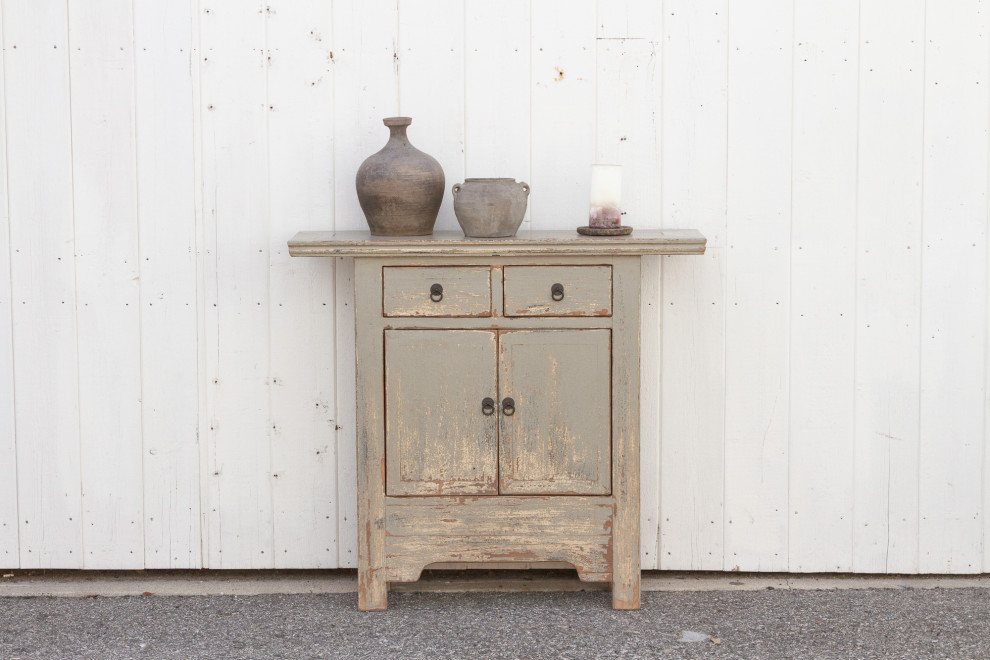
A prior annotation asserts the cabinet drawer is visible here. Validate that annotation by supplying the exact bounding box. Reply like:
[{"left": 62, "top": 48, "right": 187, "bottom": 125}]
[
  {"left": 502, "top": 265, "right": 612, "bottom": 317},
  {"left": 383, "top": 266, "right": 492, "bottom": 317}
]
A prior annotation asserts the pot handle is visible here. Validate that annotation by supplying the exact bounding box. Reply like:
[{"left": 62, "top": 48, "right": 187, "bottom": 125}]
[
  {"left": 452, "top": 183, "right": 461, "bottom": 196},
  {"left": 520, "top": 181, "right": 530, "bottom": 196}
]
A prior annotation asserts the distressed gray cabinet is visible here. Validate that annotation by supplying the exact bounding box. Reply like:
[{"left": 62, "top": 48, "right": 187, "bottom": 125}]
[{"left": 288, "top": 230, "right": 707, "bottom": 610}]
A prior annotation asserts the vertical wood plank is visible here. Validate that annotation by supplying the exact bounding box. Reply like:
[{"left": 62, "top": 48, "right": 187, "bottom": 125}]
[
  {"left": 596, "top": 0, "right": 661, "bottom": 41},
  {"left": 354, "top": 258, "right": 386, "bottom": 610},
  {"left": 4, "top": 0, "right": 83, "bottom": 568},
  {"left": 200, "top": 0, "right": 274, "bottom": 568},
  {"left": 596, "top": 2, "right": 663, "bottom": 569},
  {"left": 0, "top": 4, "right": 19, "bottom": 567},
  {"left": 919, "top": 0, "right": 988, "bottom": 573},
  {"left": 464, "top": 0, "right": 531, "bottom": 228},
  {"left": 397, "top": 0, "right": 464, "bottom": 232},
  {"left": 530, "top": 0, "right": 596, "bottom": 229},
  {"left": 788, "top": 0, "right": 859, "bottom": 572},
  {"left": 331, "top": 0, "right": 398, "bottom": 568},
  {"left": 135, "top": 0, "right": 202, "bottom": 570},
  {"left": 852, "top": 0, "right": 925, "bottom": 574},
  {"left": 68, "top": 0, "right": 144, "bottom": 570},
  {"left": 658, "top": 0, "right": 727, "bottom": 571},
  {"left": 267, "top": 0, "right": 338, "bottom": 569},
  {"left": 723, "top": 0, "right": 792, "bottom": 572},
  {"left": 612, "top": 256, "right": 641, "bottom": 608},
  {"left": 638, "top": 253, "right": 661, "bottom": 570},
  {"left": 334, "top": 257, "right": 357, "bottom": 567}
]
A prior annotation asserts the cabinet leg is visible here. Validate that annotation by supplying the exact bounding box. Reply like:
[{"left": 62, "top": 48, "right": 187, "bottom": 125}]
[
  {"left": 611, "top": 573, "right": 641, "bottom": 610},
  {"left": 358, "top": 569, "right": 388, "bottom": 611}
]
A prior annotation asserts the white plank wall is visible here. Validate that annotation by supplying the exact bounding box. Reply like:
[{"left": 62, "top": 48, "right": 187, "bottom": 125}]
[
  {"left": 594, "top": 0, "right": 663, "bottom": 568},
  {"left": 0, "top": 0, "right": 988, "bottom": 573},
  {"left": 0, "top": 4, "right": 18, "bottom": 567},
  {"left": 199, "top": 0, "right": 274, "bottom": 568},
  {"left": 4, "top": 0, "right": 83, "bottom": 568},
  {"left": 658, "top": 0, "right": 727, "bottom": 571},
  {"left": 135, "top": 0, "right": 201, "bottom": 570},
  {"left": 267, "top": 0, "right": 338, "bottom": 568},
  {"left": 723, "top": 0, "right": 792, "bottom": 573},
  {"left": 788, "top": 0, "right": 859, "bottom": 572},
  {"left": 69, "top": 0, "right": 145, "bottom": 570},
  {"left": 918, "top": 0, "right": 989, "bottom": 574},
  {"left": 853, "top": 0, "right": 925, "bottom": 574}
]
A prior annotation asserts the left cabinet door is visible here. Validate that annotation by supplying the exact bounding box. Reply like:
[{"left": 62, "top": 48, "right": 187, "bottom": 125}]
[{"left": 385, "top": 330, "right": 499, "bottom": 496}]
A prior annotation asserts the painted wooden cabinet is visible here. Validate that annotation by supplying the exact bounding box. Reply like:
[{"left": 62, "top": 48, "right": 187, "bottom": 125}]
[{"left": 288, "top": 230, "right": 706, "bottom": 610}]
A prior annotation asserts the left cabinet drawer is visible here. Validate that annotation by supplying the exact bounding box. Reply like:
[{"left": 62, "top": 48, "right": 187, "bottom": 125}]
[{"left": 383, "top": 266, "right": 492, "bottom": 317}]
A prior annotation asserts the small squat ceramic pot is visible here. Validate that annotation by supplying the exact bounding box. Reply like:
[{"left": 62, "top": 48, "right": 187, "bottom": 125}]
[{"left": 452, "top": 178, "right": 530, "bottom": 238}]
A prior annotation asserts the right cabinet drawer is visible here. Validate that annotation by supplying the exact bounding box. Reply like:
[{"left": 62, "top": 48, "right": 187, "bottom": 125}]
[{"left": 502, "top": 265, "right": 612, "bottom": 317}]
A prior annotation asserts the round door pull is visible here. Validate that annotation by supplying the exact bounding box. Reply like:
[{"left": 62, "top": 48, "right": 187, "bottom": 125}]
[
  {"left": 501, "top": 397, "right": 515, "bottom": 416},
  {"left": 550, "top": 283, "right": 565, "bottom": 301},
  {"left": 430, "top": 283, "right": 443, "bottom": 302},
  {"left": 481, "top": 397, "right": 495, "bottom": 416}
]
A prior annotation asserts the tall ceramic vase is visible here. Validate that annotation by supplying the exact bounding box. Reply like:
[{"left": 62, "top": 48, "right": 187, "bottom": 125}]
[{"left": 355, "top": 117, "right": 445, "bottom": 236}]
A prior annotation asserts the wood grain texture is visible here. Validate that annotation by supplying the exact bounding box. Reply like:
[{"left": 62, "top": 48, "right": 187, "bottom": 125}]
[
  {"left": 354, "top": 259, "right": 387, "bottom": 610},
  {"left": 385, "top": 330, "right": 498, "bottom": 496},
  {"left": 4, "top": 0, "right": 84, "bottom": 568},
  {"left": 919, "top": 0, "right": 988, "bottom": 574},
  {"left": 853, "top": 0, "right": 924, "bottom": 574},
  {"left": 788, "top": 0, "right": 859, "bottom": 573},
  {"left": 69, "top": 0, "right": 144, "bottom": 570},
  {"left": 384, "top": 496, "right": 613, "bottom": 583},
  {"left": 658, "top": 0, "right": 727, "bottom": 572},
  {"left": 638, "top": 255, "right": 662, "bottom": 570},
  {"left": 383, "top": 266, "right": 492, "bottom": 317},
  {"left": 134, "top": 0, "right": 202, "bottom": 570},
  {"left": 722, "top": 0, "right": 792, "bottom": 572},
  {"left": 0, "top": 8, "right": 18, "bottom": 567},
  {"left": 611, "top": 257, "right": 641, "bottom": 608},
  {"left": 334, "top": 258, "right": 358, "bottom": 569},
  {"left": 498, "top": 329, "right": 611, "bottom": 495},
  {"left": 267, "top": 0, "right": 338, "bottom": 569},
  {"left": 289, "top": 230, "right": 708, "bottom": 257},
  {"left": 502, "top": 266, "right": 612, "bottom": 317},
  {"left": 200, "top": 0, "right": 273, "bottom": 569}
]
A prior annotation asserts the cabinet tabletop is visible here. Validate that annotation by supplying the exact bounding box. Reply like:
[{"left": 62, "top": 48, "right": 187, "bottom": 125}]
[{"left": 288, "top": 229, "right": 706, "bottom": 257}]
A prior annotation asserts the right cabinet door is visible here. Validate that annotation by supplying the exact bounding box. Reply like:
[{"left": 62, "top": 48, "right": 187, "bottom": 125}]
[{"left": 498, "top": 329, "right": 611, "bottom": 495}]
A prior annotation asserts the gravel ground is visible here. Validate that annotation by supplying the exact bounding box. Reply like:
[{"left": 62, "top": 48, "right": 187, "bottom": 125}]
[{"left": 1, "top": 588, "right": 988, "bottom": 659}]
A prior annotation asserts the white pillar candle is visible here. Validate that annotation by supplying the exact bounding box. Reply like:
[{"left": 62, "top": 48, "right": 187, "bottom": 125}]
[{"left": 589, "top": 164, "right": 622, "bottom": 228}]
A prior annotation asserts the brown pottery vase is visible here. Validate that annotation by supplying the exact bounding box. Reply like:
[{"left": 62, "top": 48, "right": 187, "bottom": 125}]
[{"left": 355, "top": 117, "right": 445, "bottom": 236}]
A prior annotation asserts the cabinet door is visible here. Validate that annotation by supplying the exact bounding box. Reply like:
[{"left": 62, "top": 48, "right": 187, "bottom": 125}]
[
  {"left": 498, "top": 329, "right": 611, "bottom": 495},
  {"left": 385, "top": 330, "right": 498, "bottom": 496}
]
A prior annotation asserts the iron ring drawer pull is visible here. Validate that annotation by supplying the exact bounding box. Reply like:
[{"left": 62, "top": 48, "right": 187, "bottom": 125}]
[
  {"left": 481, "top": 397, "right": 495, "bottom": 416},
  {"left": 430, "top": 283, "right": 443, "bottom": 302},
  {"left": 501, "top": 397, "right": 515, "bottom": 416},
  {"left": 550, "top": 283, "right": 565, "bottom": 301}
]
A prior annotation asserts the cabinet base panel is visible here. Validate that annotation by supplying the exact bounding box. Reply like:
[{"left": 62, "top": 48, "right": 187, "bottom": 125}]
[
  {"left": 385, "top": 542, "right": 612, "bottom": 583},
  {"left": 383, "top": 495, "right": 614, "bottom": 583}
]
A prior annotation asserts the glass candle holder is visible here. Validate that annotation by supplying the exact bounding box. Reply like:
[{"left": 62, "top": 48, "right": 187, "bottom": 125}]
[{"left": 589, "top": 164, "right": 622, "bottom": 228}]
